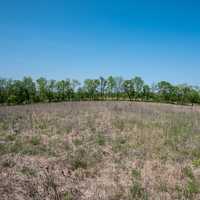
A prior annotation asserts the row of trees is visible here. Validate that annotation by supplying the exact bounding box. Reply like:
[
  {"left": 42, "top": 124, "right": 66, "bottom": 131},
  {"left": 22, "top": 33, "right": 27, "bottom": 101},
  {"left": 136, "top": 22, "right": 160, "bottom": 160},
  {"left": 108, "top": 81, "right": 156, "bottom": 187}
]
[{"left": 0, "top": 76, "right": 200, "bottom": 105}]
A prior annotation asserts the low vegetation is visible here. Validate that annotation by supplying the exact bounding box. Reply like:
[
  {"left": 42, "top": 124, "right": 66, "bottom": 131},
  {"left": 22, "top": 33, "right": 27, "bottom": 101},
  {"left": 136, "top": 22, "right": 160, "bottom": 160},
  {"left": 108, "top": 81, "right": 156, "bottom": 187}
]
[{"left": 1, "top": 101, "right": 200, "bottom": 199}]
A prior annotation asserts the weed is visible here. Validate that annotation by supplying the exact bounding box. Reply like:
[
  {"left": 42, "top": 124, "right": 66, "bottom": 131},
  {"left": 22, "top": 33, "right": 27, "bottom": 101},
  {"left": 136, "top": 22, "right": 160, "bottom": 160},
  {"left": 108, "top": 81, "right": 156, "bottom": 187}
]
[
  {"left": 132, "top": 169, "right": 141, "bottom": 179},
  {"left": 68, "top": 146, "right": 102, "bottom": 170},
  {"left": 192, "top": 159, "right": 200, "bottom": 167},
  {"left": 112, "top": 135, "right": 130, "bottom": 154},
  {"left": 0, "top": 143, "right": 6, "bottom": 154},
  {"left": 30, "top": 136, "right": 41, "bottom": 145},
  {"left": 21, "top": 166, "right": 37, "bottom": 176},
  {"left": 69, "top": 148, "right": 88, "bottom": 170},
  {"left": 184, "top": 180, "right": 199, "bottom": 198},
  {"left": 183, "top": 166, "right": 194, "bottom": 180},
  {"left": 63, "top": 191, "right": 73, "bottom": 200},
  {"left": 42, "top": 170, "right": 62, "bottom": 200},
  {"left": 129, "top": 181, "right": 148, "bottom": 200},
  {"left": 113, "top": 118, "right": 125, "bottom": 131},
  {"left": 5, "top": 134, "right": 16, "bottom": 141},
  {"left": 73, "top": 138, "right": 82, "bottom": 146},
  {"left": 1, "top": 158, "right": 15, "bottom": 168},
  {"left": 158, "top": 181, "right": 168, "bottom": 192},
  {"left": 95, "top": 133, "right": 106, "bottom": 146},
  {"left": 129, "top": 168, "right": 148, "bottom": 199}
]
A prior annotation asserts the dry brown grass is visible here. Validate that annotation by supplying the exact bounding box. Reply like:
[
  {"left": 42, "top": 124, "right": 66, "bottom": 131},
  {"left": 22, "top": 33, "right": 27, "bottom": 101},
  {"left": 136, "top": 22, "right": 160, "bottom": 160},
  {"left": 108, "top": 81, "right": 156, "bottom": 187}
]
[{"left": 0, "top": 101, "right": 200, "bottom": 199}]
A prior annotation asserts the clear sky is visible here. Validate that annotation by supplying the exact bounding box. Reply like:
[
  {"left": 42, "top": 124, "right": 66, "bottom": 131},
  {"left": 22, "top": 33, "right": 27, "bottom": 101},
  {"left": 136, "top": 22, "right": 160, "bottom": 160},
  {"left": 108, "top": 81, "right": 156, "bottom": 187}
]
[{"left": 0, "top": 0, "right": 200, "bottom": 85}]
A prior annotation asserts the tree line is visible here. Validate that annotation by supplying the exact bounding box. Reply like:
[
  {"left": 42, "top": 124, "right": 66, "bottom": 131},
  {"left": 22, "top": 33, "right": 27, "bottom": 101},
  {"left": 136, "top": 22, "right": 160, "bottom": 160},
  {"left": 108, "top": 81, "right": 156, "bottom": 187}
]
[{"left": 0, "top": 76, "right": 199, "bottom": 106}]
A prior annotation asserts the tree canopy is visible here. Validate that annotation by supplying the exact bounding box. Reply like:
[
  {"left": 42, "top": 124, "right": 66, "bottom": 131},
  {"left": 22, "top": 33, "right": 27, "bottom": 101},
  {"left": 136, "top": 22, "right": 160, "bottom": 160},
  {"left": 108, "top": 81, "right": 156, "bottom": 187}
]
[{"left": 0, "top": 76, "right": 199, "bottom": 106}]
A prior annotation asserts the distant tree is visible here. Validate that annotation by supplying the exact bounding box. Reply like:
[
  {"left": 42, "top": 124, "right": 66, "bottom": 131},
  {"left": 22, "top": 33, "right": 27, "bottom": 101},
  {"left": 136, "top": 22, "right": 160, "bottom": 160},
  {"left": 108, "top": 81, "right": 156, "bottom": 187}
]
[
  {"left": 83, "top": 79, "right": 100, "bottom": 100},
  {"left": 150, "top": 82, "right": 158, "bottom": 101},
  {"left": 71, "top": 79, "right": 80, "bottom": 91},
  {"left": 99, "top": 76, "right": 107, "bottom": 99},
  {"left": 71, "top": 79, "right": 80, "bottom": 100},
  {"left": 65, "top": 79, "right": 73, "bottom": 100},
  {"left": 36, "top": 77, "right": 48, "bottom": 102},
  {"left": 56, "top": 80, "right": 66, "bottom": 101},
  {"left": 180, "top": 85, "right": 200, "bottom": 106},
  {"left": 157, "top": 81, "right": 173, "bottom": 102},
  {"left": 76, "top": 87, "right": 85, "bottom": 100},
  {"left": 175, "top": 84, "right": 192, "bottom": 105},
  {"left": 142, "top": 84, "right": 151, "bottom": 101},
  {"left": 46, "top": 80, "right": 56, "bottom": 102},
  {"left": 132, "top": 76, "right": 144, "bottom": 100},
  {"left": 114, "top": 76, "right": 124, "bottom": 100},
  {"left": 123, "top": 80, "right": 135, "bottom": 101},
  {"left": 0, "top": 78, "right": 7, "bottom": 103},
  {"left": 56, "top": 79, "right": 73, "bottom": 101},
  {"left": 22, "top": 77, "right": 36, "bottom": 103},
  {"left": 106, "top": 76, "right": 116, "bottom": 99},
  {"left": 7, "top": 80, "right": 20, "bottom": 104},
  {"left": 0, "top": 75, "right": 199, "bottom": 106},
  {"left": 189, "top": 88, "right": 200, "bottom": 106}
]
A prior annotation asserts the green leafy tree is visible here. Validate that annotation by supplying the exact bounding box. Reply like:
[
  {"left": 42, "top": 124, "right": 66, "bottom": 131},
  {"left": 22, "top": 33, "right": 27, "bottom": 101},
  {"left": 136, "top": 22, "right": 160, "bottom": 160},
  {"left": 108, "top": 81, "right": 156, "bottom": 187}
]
[
  {"left": 0, "top": 75, "right": 200, "bottom": 106},
  {"left": 142, "top": 84, "right": 151, "bottom": 100},
  {"left": 0, "top": 78, "right": 7, "bottom": 103},
  {"left": 71, "top": 79, "right": 80, "bottom": 100},
  {"left": 71, "top": 79, "right": 80, "bottom": 91},
  {"left": 46, "top": 80, "right": 56, "bottom": 102},
  {"left": 99, "top": 76, "right": 107, "bottom": 99},
  {"left": 157, "top": 81, "right": 173, "bottom": 102},
  {"left": 76, "top": 87, "right": 85, "bottom": 100},
  {"left": 36, "top": 77, "right": 48, "bottom": 102},
  {"left": 7, "top": 80, "right": 19, "bottom": 104},
  {"left": 132, "top": 76, "right": 144, "bottom": 100},
  {"left": 7, "top": 80, "right": 26, "bottom": 104},
  {"left": 83, "top": 79, "right": 100, "bottom": 100},
  {"left": 189, "top": 89, "right": 200, "bottom": 106},
  {"left": 56, "top": 79, "right": 73, "bottom": 101},
  {"left": 22, "top": 77, "right": 36, "bottom": 103},
  {"left": 114, "top": 76, "right": 124, "bottom": 100},
  {"left": 123, "top": 80, "right": 135, "bottom": 101},
  {"left": 65, "top": 79, "right": 73, "bottom": 100},
  {"left": 106, "top": 76, "right": 116, "bottom": 99}
]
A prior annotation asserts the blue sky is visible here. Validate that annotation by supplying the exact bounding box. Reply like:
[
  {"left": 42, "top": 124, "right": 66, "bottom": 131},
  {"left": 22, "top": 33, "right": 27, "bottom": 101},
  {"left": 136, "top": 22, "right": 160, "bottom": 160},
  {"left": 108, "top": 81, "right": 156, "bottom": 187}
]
[{"left": 0, "top": 0, "right": 200, "bottom": 85}]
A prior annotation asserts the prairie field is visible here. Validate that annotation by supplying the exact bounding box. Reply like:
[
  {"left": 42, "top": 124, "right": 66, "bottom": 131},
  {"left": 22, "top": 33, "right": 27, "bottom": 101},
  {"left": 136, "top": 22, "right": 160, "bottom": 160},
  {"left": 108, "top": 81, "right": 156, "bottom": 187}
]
[{"left": 1, "top": 101, "right": 200, "bottom": 200}]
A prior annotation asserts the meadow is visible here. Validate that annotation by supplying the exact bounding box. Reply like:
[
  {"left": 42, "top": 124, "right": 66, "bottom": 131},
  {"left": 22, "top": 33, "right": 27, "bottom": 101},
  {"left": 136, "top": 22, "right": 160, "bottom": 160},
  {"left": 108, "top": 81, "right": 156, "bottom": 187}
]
[{"left": 0, "top": 101, "right": 200, "bottom": 200}]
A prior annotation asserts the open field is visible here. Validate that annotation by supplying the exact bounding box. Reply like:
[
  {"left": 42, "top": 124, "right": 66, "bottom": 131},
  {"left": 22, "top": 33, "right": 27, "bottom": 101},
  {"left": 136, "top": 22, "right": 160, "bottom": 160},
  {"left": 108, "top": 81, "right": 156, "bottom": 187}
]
[{"left": 1, "top": 101, "right": 200, "bottom": 200}]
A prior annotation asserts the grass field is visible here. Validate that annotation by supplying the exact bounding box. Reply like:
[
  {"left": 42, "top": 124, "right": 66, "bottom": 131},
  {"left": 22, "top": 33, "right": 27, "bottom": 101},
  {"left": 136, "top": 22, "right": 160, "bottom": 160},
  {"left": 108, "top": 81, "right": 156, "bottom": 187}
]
[{"left": 1, "top": 101, "right": 200, "bottom": 200}]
